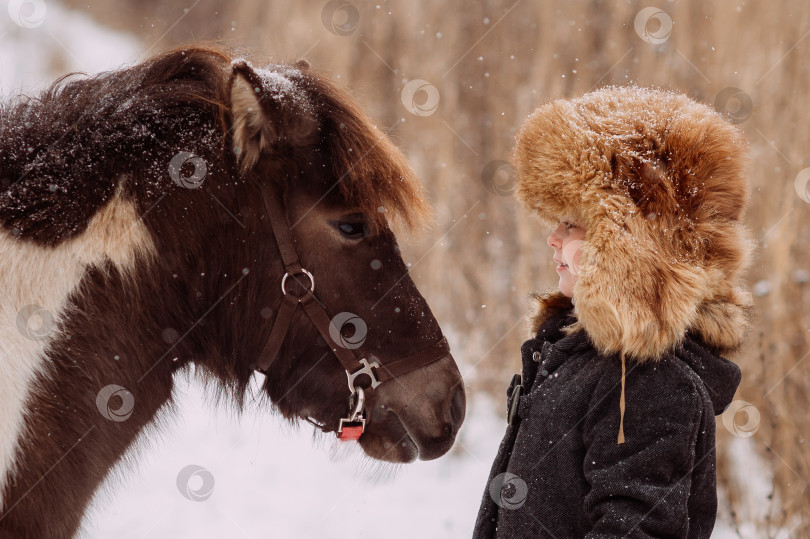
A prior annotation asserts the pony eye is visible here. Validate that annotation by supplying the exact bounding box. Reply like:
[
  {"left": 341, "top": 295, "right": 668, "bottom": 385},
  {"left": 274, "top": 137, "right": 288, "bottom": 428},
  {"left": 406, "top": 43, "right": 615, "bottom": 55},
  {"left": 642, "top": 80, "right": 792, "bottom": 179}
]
[{"left": 336, "top": 221, "right": 367, "bottom": 239}]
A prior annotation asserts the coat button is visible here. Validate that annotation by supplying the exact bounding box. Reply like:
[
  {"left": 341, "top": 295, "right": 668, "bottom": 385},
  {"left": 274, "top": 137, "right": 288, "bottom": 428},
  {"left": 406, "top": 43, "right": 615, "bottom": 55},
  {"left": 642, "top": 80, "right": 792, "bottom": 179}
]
[{"left": 532, "top": 351, "right": 541, "bottom": 362}]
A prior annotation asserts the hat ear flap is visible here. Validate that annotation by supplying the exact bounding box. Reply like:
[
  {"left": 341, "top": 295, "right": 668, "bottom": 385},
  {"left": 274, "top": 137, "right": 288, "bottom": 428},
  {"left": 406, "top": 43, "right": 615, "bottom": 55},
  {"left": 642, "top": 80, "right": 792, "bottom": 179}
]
[{"left": 572, "top": 212, "right": 707, "bottom": 362}]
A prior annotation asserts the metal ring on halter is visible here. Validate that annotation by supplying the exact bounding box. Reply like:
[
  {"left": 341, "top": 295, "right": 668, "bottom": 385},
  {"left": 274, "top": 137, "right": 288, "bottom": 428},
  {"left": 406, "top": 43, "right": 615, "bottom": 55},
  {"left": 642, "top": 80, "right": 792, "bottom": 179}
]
[{"left": 281, "top": 268, "right": 315, "bottom": 295}]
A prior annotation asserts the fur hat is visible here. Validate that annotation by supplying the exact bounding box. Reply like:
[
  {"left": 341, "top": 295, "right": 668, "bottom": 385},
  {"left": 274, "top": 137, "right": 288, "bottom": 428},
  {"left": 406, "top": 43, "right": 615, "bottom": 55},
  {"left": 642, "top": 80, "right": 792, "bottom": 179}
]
[{"left": 515, "top": 85, "right": 757, "bottom": 366}]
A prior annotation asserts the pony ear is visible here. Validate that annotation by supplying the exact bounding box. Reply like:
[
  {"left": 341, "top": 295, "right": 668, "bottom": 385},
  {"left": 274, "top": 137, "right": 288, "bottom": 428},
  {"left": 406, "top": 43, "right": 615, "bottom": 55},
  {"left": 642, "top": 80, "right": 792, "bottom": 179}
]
[{"left": 229, "top": 60, "right": 316, "bottom": 172}]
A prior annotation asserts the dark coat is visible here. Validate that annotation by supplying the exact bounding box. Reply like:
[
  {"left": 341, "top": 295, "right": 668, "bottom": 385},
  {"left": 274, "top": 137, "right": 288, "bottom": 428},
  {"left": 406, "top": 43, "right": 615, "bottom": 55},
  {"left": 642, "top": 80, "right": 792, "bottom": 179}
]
[{"left": 472, "top": 304, "right": 742, "bottom": 538}]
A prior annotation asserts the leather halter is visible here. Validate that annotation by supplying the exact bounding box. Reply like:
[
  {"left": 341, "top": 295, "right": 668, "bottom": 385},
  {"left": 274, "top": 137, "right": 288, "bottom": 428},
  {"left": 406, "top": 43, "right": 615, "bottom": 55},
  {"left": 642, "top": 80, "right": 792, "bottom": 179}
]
[{"left": 253, "top": 188, "right": 450, "bottom": 436}]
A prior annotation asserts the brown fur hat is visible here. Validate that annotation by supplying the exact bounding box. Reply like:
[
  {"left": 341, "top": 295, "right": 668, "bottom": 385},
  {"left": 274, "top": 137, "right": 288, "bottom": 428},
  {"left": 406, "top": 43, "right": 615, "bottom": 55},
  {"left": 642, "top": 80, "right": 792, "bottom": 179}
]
[{"left": 514, "top": 85, "right": 757, "bottom": 363}]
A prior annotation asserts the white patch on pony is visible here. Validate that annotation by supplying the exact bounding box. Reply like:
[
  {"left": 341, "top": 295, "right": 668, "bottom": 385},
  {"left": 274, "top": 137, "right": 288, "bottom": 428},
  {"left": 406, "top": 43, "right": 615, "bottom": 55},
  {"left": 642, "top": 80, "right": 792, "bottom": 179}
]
[{"left": 0, "top": 183, "right": 155, "bottom": 507}]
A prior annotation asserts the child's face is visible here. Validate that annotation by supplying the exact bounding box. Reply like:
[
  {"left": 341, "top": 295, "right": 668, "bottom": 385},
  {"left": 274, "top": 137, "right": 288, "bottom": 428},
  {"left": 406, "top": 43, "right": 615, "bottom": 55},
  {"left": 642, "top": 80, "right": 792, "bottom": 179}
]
[{"left": 546, "top": 216, "right": 587, "bottom": 298}]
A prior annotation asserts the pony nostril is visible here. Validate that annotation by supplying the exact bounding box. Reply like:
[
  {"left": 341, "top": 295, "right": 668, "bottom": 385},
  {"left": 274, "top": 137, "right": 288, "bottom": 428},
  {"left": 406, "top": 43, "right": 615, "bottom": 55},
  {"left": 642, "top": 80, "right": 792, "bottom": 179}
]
[{"left": 449, "top": 384, "right": 466, "bottom": 434}]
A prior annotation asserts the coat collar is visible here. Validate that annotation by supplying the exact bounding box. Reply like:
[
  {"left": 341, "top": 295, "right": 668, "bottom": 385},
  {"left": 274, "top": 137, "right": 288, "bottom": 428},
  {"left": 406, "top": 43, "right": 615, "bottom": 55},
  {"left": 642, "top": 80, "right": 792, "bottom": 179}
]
[
  {"left": 527, "top": 287, "right": 753, "bottom": 363},
  {"left": 525, "top": 290, "right": 742, "bottom": 414}
]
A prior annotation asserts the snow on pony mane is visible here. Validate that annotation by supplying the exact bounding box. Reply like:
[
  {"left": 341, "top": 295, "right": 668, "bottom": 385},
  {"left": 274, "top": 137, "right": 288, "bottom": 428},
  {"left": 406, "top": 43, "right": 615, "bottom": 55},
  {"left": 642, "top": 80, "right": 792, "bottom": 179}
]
[{"left": 230, "top": 57, "right": 314, "bottom": 115}]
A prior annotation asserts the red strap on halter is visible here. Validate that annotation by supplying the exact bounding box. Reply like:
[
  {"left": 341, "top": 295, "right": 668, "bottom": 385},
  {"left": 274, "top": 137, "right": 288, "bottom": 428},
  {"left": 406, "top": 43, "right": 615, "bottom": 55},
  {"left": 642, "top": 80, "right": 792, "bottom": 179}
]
[{"left": 339, "top": 425, "right": 364, "bottom": 441}]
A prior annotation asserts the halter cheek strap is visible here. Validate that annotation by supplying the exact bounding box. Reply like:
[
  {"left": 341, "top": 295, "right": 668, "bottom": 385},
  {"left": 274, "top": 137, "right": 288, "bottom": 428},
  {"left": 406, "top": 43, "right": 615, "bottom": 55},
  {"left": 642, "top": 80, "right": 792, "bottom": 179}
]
[{"left": 253, "top": 187, "right": 450, "bottom": 437}]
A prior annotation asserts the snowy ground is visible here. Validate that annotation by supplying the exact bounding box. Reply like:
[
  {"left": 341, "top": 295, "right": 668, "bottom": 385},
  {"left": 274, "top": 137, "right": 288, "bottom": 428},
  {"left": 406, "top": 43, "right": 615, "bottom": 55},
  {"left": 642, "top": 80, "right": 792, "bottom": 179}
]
[
  {"left": 80, "top": 369, "right": 502, "bottom": 539},
  {"left": 1, "top": 3, "right": 776, "bottom": 538},
  {"left": 75, "top": 367, "right": 749, "bottom": 539}
]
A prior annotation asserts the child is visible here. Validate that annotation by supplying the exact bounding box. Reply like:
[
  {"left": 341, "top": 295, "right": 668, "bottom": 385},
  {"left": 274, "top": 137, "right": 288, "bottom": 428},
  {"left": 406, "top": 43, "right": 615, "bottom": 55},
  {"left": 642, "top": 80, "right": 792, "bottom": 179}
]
[{"left": 473, "top": 86, "right": 756, "bottom": 538}]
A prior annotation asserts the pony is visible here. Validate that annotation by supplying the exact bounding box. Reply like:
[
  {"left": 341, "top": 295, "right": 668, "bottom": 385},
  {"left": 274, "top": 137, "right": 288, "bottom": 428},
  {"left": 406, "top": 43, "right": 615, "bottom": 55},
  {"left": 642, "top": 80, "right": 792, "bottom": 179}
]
[{"left": 0, "top": 46, "right": 465, "bottom": 537}]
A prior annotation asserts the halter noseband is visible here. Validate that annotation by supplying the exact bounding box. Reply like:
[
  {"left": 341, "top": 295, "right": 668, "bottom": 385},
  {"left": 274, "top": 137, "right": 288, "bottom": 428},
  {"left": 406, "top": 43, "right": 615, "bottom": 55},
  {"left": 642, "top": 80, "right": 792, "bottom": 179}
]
[{"left": 253, "top": 188, "right": 450, "bottom": 440}]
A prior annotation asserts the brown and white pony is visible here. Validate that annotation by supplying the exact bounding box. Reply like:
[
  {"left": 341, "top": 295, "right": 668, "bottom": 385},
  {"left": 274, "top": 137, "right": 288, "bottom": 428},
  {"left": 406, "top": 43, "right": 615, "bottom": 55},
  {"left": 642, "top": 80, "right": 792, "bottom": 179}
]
[{"left": 0, "top": 46, "right": 465, "bottom": 537}]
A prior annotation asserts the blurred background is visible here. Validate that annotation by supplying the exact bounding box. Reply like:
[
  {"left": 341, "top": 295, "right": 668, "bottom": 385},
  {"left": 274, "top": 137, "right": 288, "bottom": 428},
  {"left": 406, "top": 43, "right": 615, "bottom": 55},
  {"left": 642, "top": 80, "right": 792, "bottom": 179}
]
[{"left": 2, "top": 0, "right": 808, "bottom": 536}]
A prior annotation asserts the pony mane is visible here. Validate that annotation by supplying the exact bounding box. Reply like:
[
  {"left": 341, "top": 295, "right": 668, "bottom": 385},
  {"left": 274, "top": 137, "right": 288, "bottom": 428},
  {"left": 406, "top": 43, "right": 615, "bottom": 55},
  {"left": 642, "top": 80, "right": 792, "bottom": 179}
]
[
  {"left": 293, "top": 68, "right": 433, "bottom": 231},
  {"left": 0, "top": 45, "right": 432, "bottom": 243},
  {"left": 0, "top": 46, "right": 231, "bottom": 244}
]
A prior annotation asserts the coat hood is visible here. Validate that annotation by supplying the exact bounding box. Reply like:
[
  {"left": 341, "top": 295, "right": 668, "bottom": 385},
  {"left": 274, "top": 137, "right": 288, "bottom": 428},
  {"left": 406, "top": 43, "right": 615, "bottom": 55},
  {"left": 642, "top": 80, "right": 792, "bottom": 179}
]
[{"left": 515, "top": 86, "right": 757, "bottom": 365}]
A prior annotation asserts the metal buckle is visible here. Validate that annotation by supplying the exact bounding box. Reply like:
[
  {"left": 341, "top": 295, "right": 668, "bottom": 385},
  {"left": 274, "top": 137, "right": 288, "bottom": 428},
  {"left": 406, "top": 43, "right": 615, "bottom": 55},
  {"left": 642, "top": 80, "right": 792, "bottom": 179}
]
[
  {"left": 346, "top": 358, "right": 381, "bottom": 394},
  {"left": 338, "top": 386, "right": 366, "bottom": 440},
  {"left": 281, "top": 268, "right": 315, "bottom": 296}
]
